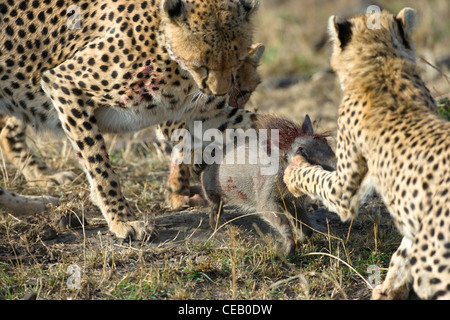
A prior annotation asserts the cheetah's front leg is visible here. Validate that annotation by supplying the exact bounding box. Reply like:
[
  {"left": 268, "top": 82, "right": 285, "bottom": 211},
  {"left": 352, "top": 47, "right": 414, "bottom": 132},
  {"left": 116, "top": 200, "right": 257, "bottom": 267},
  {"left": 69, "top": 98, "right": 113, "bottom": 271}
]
[
  {"left": 284, "top": 156, "right": 362, "bottom": 221},
  {"left": 372, "top": 237, "right": 412, "bottom": 300},
  {"left": 283, "top": 123, "right": 368, "bottom": 222},
  {"left": 41, "top": 81, "right": 153, "bottom": 241}
]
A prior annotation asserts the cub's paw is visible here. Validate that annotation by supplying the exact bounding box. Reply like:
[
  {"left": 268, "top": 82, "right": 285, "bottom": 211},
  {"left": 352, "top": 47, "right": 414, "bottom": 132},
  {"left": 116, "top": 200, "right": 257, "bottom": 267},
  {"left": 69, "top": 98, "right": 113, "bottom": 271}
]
[
  {"left": 371, "top": 287, "right": 387, "bottom": 300},
  {"left": 371, "top": 286, "right": 410, "bottom": 300},
  {"left": 283, "top": 166, "right": 304, "bottom": 197},
  {"left": 290, "top": 155, "right": 310, "bottom": 168}
]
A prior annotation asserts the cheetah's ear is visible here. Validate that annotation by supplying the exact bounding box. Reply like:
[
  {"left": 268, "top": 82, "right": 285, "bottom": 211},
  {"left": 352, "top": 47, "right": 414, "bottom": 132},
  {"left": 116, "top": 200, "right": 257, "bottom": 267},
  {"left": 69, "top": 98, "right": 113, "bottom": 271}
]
[
  {"left": 248, "top": 43, "right": 265, "bottom": 65},
  {"left": 396, "top": 7, "right": 418, "bottom": 35},
  {"left": 161, "top": 0, "right": 185, "bottom": 21},
  {"left": 328, "top": 15, "right": 353, "bottom": 50},
  {"left": 395, "top": 7, "right": 418, "bottom": 49},
  {"left": 239, "top": 0, "right": 260, "bottom": 19},
  {"left": 302, "top": 114, "right": 314, "bottom": 135}
]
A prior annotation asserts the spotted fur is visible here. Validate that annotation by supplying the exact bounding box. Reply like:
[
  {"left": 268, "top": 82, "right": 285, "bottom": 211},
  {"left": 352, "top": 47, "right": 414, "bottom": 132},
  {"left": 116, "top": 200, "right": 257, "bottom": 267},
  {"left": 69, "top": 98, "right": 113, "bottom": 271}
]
[
  {"left": 161, "top": 43, "right": 264, "bottom": 209},
  {"left": 284, "top": 8, "right": 449, "bottom": 299},
  {"left": 0, "top": 0, "right": 260, "bottom": 239}
]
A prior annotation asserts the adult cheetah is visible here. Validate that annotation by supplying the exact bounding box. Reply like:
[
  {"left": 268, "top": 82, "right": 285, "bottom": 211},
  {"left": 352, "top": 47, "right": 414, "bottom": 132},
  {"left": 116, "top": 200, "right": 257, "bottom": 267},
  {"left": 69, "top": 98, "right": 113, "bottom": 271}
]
[
  {"left": 0, "top": 43, "right": 264, "bottom": 212},
  {"left": 0, "top": 0, "right": 261, "bottom": 239},
  {"left": 162, "top": 43, "right": 265, "bottom": 209},
  {"left": 284, "top": 8, "right": 449, "bottom": 299}
]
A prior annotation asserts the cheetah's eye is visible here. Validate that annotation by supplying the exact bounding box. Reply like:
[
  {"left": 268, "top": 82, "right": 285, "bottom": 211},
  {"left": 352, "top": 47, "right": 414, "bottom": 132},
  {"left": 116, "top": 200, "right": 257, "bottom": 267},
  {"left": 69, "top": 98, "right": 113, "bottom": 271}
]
[{"left": 193, "top": 65, "right": 209, "bottom": 76}]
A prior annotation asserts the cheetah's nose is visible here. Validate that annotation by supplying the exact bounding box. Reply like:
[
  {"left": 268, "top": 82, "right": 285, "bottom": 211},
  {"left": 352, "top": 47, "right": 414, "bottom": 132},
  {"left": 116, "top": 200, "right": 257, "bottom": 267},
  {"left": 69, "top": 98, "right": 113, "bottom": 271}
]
[
  {"left": 206, "top": 71, "right": 233, "bottom": 96},
  {"left": 202, "top": 86, "right": 230, "bottom": 97}
]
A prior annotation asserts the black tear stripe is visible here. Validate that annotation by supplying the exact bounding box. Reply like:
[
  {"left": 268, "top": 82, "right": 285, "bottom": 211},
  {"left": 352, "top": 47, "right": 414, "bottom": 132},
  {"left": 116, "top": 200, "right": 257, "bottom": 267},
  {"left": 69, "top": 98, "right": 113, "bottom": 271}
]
[{"left": 201, "top": 67, "right": 210, "bottom": 92}]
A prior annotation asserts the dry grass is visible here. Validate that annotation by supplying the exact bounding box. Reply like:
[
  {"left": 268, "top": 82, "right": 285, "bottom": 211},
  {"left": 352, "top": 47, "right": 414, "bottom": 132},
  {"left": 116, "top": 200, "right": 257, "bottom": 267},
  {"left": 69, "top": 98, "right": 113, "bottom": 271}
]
[
  {"left": 1, "top": 0, "right": 449, "bottom": 300},
  {"left": 0, "top": 137, "right": 400, "bottom": 300}
]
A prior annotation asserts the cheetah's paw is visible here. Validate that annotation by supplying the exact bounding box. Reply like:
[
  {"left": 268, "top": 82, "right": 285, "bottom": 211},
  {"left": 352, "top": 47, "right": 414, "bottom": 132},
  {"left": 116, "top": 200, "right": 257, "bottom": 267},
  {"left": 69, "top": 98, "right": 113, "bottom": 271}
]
[
  {"left": 110, "top": 220, "right": 157, "bottom": 241},
  {"left": 283, "top": 165, "right": 304, "bottom": 197}
]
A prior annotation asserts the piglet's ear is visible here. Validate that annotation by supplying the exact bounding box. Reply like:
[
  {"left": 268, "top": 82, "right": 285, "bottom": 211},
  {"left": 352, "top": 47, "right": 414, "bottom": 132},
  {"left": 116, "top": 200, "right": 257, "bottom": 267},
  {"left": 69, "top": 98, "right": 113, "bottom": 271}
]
[
  {"left": 248, "top": 43, "right": 265, "bottom": 65},
  {"left": 395, "top": 7, "right": 418, "bottom": 50},
  {"left": 302, "top": 114, "right": 314, "bottom": 135}
]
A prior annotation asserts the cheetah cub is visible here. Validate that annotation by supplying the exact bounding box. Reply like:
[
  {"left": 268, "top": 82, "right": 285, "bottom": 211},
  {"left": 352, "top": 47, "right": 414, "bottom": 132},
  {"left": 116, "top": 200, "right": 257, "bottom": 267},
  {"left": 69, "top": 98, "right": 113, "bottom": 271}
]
[{"left": 284, "top": 8, "right": 449, "bottom": 299}]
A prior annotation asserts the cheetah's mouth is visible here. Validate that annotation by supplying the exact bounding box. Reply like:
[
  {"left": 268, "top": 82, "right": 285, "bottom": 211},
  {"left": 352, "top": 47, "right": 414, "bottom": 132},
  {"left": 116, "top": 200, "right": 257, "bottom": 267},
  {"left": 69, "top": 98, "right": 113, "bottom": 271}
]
[
  {"left": 188, "top": 90, "right": 216, "bottom": 107},
  {"left": 229, "top": 91, "right": 250, "bottom": 109},
  {"left": 200, "top": 87, "right": 229, "bottom": 97}
]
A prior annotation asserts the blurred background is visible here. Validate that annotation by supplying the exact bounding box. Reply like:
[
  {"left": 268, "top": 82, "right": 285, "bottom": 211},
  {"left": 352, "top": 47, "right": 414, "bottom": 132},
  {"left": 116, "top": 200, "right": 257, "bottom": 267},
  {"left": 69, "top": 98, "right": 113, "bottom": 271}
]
[{"left": 248, "top": 0, "right": 450, "bottom": 135}]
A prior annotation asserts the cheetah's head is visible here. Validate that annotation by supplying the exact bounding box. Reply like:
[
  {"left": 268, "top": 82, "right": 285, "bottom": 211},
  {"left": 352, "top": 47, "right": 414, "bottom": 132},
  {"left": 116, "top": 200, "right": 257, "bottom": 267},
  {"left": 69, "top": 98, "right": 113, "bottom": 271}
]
[
  {"left": 328, "top": 7, "right": 418, "bottom": 88},
  {"left": 160, "top": 0, "right": 260, "bottom": 96},
  {"left": 229, "top": 43, "right": 265, "bottom": 109}
]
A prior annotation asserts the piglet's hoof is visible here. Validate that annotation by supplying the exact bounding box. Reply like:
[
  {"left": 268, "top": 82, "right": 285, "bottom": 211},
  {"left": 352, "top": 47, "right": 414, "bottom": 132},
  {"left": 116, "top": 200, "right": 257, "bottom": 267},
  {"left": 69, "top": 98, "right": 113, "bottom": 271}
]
[{"left": 59, "top": 212, "right": 89, "bottom": 230}]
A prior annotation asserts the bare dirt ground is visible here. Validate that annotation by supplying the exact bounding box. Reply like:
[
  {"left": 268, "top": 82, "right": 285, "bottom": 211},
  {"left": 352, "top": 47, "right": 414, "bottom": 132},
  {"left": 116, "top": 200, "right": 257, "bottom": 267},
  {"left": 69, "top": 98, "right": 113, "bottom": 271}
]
[
  {"left": 1, "top": 193, "right": 388, "bottom": 300},
  {"left": 1, "top": 0, "right": 449, "bottom": 300}
]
